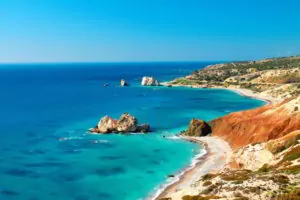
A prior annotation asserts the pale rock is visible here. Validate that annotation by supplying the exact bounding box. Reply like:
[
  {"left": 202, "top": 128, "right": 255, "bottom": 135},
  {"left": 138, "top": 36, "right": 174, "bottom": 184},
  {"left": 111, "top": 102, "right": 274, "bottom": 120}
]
[{"left": 141, "top": 76, "right": 160, "bottom": 86}]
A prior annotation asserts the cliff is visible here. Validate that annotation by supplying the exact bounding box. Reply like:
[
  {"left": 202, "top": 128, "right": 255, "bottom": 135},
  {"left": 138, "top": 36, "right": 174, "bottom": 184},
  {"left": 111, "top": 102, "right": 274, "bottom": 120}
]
[{"left": 211, "top": 96, "right": 300, "bottom": 149}]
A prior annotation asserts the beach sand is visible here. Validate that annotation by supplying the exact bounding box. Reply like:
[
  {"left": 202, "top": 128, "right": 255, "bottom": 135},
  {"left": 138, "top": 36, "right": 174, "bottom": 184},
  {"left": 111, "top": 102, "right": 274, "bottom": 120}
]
[
  {"left": 161, "top": 82, "right": 282, "bottom": 105},
  {"left": 152, "top": 84, "right": 278, "bottom": 200},
  {"left": 155, "top": 136, "right": 232, "bottom": 200},
  {"left": 225, "top": 87, "right": 282, "bottom": 105}
]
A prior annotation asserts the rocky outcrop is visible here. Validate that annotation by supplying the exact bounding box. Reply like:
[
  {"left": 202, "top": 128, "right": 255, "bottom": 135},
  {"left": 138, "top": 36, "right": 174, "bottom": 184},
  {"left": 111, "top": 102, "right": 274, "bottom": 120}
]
[
  {"left": 211, "top": 96, "right": 300, "bottom": 149},
  {"left": 89, "top": 113, "right": 151, "bottom": 134},
  {"left": 116, "top": 113, "right": 137, "bottom": 132},
  {"left": 230, "top": 143, "right": 274, "bottom": 170},
  {"left": 141, "top": 76, "right": 160, "bottom": 86},
  {"left": 184, "top": 119, "right": 212, "bottom": 136},
  {"left": 136, "top": 124, "right": 151, "bottom": 133},
  {"left": 97, "top": 116, "right": 117, "bottom": 133},
  {"left": 120, "top": 79, "right": 128, "bottom": 87}
]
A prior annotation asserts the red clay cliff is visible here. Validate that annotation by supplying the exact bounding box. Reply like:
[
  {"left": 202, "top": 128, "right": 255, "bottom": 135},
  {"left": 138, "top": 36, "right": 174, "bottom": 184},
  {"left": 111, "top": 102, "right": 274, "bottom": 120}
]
[{"left": 211, "top": 96, "right": 300, "bottom": 149}]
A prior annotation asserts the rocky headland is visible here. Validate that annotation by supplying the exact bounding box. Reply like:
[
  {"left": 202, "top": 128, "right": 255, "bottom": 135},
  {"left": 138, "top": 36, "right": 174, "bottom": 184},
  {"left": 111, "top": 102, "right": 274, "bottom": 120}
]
[
  {"left": 164, "top": 55, "right": 300, "bottom": 103},
  {"left": 157, "top": 56, "right": 300, "bottom": 200},
  {"left": 89, "top": 113, "right": 150, "bottom": 134}
]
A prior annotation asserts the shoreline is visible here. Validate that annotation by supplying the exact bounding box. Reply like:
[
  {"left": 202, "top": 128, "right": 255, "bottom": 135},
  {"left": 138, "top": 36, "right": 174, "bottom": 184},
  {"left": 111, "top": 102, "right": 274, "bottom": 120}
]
[
  {"left": 147, "top": 82, "right": 279, "bottom": 200},
  {"left": 148, "top": 136, "right": 208, "bottom": 200},
  {"left": 152, "top": 136, "right": 232, "bottom": 200},
  {"left": 149, "top": 83, "right": 271, "bottom": 200},
  {"left": 161, "top": 82, "right": 282, "bottom": 105},
  {"left": 224, "top": 87, "right": 280, "bottom": 105}
]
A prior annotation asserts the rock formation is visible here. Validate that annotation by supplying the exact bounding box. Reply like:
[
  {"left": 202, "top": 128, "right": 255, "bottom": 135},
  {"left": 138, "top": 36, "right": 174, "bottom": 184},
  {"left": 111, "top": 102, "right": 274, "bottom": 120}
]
[
  {"left": 120, "top": 79, "right": 128, "bottom": 87},
  {"left": 89, "top": 113, "right": 151, "bottom": 134},
  {"left": 211, "top": 95, "right": 300, "bottom": 149},
  {"left": 116, "top": 113, "right": 137, "bottom": 132},
  {"left": 97, "top": 116, "right": 117, "bottom": 133},
  {"left": 141, "top": 76, "right": 160, "bottom": 86},
  {"left": 184, "top": 119, "right": 212, "bottom": 137}
]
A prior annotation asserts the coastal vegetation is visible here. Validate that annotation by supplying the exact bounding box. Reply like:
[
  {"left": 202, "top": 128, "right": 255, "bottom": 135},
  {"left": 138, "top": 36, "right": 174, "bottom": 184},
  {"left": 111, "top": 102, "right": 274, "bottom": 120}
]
[
  {"left": 168, "top": 55, "right": 300, "bottom": 99},
  {"left": 159, "top": 56, "right": 300, "bottom": 200}
]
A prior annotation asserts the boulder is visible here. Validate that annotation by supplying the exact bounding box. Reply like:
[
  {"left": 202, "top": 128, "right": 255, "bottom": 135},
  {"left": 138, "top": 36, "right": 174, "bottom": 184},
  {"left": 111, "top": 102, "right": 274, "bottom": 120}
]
[
  {"left": 116, "top": 113, "right": 137, "bottom": 132},
  {"left": 141, "top": 76, "right": 160, "bottom": 86},
  {"left": 89, "top": 113, "right": 151, "bottom": 134},
  {"left": 97, "top": 116, "right": 117, "bottom": 133},
  {"left": 185, "top": 119, "right": 212, "bottom": 137},
  {"left": 136, "top": 124, "right": 151, "bottom": 133},
  {"left": 120, "top": 79, "right": 129, "bottom": 87}
]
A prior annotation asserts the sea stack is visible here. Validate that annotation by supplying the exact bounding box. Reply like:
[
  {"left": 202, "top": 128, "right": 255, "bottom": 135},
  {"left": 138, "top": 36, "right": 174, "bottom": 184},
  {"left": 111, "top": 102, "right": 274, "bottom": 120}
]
[
  {"left": 120, "top": 79, "right": 129, "bottom": 87},
  {"left": 141, "top": 76, "right": 160, "bottom": 86},
  {"left": 89, "top": 113, "right": 151, "bottom": 134}
]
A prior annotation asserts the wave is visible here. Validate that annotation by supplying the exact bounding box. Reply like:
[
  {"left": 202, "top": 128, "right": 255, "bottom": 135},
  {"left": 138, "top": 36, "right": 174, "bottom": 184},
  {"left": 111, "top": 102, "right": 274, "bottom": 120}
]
[
  {"left": 166, "top": 135, "right": 181, "bottom": 140},
  {"left": 147, "top": 146, "right": 207, "bottom": 200}
]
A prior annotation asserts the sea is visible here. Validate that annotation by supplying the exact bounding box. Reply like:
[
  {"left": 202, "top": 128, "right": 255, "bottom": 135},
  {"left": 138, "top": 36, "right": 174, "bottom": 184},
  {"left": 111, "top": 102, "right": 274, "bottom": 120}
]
[{"left": 0, "top": 62, "right": 264, "bottom": 200}]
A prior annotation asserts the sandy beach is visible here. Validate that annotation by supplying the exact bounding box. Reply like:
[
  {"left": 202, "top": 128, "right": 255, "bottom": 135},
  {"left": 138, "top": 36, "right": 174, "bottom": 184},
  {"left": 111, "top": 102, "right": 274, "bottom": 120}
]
[
  {"left": 161, "top": 82, "right": 282, "bottom": 105},
  {"left": 155, "top": 136, "right": 232, "bottom": 200},
  {"left": 225, "top": 87, "right": 282, "bottom": 105},
  {"left": 152, "top": 83, "right": 282, "bottom": 200}
]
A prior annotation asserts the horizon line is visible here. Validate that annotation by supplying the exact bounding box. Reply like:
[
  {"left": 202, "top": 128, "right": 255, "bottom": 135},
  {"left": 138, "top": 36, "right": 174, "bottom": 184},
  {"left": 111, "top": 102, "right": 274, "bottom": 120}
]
[
  {"left": 1, "top": 54, "right": 297, "bottom": 65},
  {"left": 0, "top": 60, "right": 231, "bottom": 65}
]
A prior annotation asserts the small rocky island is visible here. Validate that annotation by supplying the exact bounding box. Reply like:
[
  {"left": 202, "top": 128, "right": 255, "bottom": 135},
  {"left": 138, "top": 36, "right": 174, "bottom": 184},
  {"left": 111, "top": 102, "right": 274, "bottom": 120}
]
[
  {"left": 141, "top": 76, "right": 160, "bottom": 86},
  {"left": 89, "top": 113, "right": 151, "bottom": 134},
  {"left": 120, "top": 79, "right": 129, "bottom": 87}
]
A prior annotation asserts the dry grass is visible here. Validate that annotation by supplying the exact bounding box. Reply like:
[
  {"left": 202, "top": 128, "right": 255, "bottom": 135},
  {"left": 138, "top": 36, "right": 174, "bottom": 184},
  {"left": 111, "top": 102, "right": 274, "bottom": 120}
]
[
  {"left": 281, "top": 145, "right": 300, "bottom": 163},
  {"left": 220, "top": 170, "right": 250, "bottom": 181},
  {"left": 182, "top": 195, "right": 220, "bottom": 200}
]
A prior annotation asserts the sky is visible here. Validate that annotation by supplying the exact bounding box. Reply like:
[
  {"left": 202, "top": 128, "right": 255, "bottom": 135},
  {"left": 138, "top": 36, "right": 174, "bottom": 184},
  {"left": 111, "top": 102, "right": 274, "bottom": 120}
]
[{"left": 0, "top": 0, "right": 300, "bottom": 63}]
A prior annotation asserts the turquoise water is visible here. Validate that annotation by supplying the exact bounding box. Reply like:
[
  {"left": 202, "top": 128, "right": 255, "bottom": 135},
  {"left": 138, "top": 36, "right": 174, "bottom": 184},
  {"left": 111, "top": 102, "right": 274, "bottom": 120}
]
[{"left": 0, "top": 63, "right": 264, "bottom": 200}]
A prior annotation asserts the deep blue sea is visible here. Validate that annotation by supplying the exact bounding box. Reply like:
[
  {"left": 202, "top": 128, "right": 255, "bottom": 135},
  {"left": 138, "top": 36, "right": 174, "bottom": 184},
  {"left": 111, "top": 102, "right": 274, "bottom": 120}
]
[{"left": 0, "top": 62, "right": 264, "bottom": 200}]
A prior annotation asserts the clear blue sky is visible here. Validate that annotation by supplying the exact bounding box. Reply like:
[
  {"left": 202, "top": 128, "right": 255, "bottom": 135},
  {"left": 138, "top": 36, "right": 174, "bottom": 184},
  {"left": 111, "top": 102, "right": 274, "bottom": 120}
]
[{"left": 1, "top": 0, "right": 300, "bottom": 63}]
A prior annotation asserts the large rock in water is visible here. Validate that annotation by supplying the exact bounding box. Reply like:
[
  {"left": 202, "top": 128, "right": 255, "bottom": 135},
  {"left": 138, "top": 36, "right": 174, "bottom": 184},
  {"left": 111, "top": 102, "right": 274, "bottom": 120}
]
[
  {"left": 120, "top": 79, "right": 129, "bottom": 87},
  {"left": 141, "top": 76, "right": 160, "bottom": 86},
  {"left": 185, "top": 119, "right": 212, "bottom": 136},
  {"left": 116, "top": 113, "right": 137, "bottom": 132},
  {"left": 97, "top": 116, "right": 117, "bottom": 133},
  {"left": 89, "top": 113, "right": 151, "bottom": 134}
]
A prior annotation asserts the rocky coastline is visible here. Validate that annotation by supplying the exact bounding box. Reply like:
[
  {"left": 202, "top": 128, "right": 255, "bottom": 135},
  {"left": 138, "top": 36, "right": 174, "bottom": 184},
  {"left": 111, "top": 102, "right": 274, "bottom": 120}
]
[
  {"left": 155, "top": 96, "right": 300, "bottom": 200},
  {"left": 154, "top": 56, "right": 300, "bottom": 200}
]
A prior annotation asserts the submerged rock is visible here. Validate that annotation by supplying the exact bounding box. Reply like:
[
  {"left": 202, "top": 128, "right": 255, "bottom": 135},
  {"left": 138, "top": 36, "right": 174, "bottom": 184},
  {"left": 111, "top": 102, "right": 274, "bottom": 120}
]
[
  {"left": 141, "top": 76, "right": 160, "bottom": 86},
  {"left": 136, "top": 124, "right": 151, "bottom": 133},
  {"left": 120, "top": 79, "right": 129, "bottom": 87},
  {"left": 184, "top": 119, "right": 212, "bottom": 137},
  {"left": 89, "top": 113, "right": 151, "bottom": 134}
]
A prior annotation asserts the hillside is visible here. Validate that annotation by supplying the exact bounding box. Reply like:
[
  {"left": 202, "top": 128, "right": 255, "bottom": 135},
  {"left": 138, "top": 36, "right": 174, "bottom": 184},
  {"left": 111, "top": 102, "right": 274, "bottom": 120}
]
[
  {"left": 159, "top": 56, "right": 300, "bottom": 200},
  {"left": 167, "top": 56, "right": 300, "bottom": 100},
  {"left": 211, "top": 96, "right": 300, "bottom": 149}
]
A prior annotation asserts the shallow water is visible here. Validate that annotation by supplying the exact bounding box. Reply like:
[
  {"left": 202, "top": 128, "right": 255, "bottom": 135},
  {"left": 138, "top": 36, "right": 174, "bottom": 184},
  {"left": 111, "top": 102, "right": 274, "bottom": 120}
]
[{"left": 0, "top": 63, "right": 264, "bottom": 200}]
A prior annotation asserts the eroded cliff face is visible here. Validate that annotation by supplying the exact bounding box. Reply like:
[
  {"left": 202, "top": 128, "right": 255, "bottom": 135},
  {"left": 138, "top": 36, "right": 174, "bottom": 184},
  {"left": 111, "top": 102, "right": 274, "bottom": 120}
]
[{"left": 211, "top": 96, "right": 300, "bottom": 149}]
